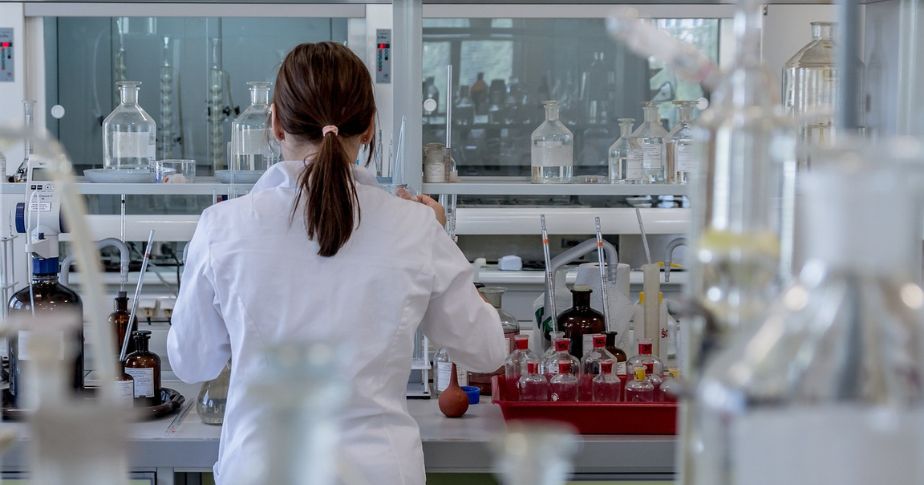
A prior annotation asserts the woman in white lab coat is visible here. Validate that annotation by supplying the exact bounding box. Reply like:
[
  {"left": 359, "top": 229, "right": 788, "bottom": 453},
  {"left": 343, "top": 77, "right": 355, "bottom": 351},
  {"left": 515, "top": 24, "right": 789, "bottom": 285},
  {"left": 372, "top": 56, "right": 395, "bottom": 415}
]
[{"left": 167, "top": 42, "right": 508, "bottom": 485}]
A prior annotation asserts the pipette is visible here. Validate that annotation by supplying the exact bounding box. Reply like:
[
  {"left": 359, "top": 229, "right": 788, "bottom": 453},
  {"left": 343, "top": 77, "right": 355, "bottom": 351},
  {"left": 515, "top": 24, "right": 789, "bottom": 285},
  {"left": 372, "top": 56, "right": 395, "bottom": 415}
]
[
  {"left": 119, "top": 230, "right": 155, "bottom": 362},
  {"left": 635, "top": 207, "right": 652, "bottom": 265},
  {"left": 594, "top": 217, "right": 612, "bottom": 332},
  {"left": 540, "top": 215, "right": 558, "bottom": 332}
]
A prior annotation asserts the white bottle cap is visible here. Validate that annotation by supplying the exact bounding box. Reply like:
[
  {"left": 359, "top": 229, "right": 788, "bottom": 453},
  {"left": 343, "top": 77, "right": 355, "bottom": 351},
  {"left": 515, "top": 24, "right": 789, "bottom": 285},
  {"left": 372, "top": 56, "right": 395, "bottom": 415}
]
[{"left": 800, "top": 162, "right": 920, "bottom": 277}]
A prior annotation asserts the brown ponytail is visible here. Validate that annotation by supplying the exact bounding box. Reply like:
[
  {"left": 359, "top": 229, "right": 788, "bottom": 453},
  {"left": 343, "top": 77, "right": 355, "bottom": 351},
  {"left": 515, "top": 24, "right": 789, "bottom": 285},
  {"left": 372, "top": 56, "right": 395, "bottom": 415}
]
[{"left": 273, "top": 42, "right": 376, "bottom": 257}]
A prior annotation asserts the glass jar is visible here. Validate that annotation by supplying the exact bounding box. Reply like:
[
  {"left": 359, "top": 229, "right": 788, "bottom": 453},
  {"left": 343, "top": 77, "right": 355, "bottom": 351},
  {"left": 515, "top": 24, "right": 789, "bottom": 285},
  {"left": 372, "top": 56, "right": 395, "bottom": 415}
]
[
  {"left": 230, "top": 81, "right": 277, "bottom": 173},
  {"left": 783, "top": 21, "right": 836, "bottom": 166},
  {"left": 607, "top": 118, "right": 636, "bottom": 183},
  {"left": 468, "top": 287, "right": 519, "bottom": 395},
  {"left": 198, "top": 362, "right": 231, "bottom": 425},
  {"left": 557, "top": 285, "right": 606, "bottom": 358},
  {"left": 666, "top": 101, "right": 698, "bottom": 184},
  {"left": 530, "top": 101, "right": 573, "bottom": 184},
  {"left": 629, "top": 102, "right": 668, "bottom": 183},
  {"left": 124, "top": 330, "right": 161, "bottom": 407},
  {"left": 102, "top": 81, "right": 157, "bottom": 171},
  {"left": 423, "top": 143, "right": 449, "bottom": 183}
]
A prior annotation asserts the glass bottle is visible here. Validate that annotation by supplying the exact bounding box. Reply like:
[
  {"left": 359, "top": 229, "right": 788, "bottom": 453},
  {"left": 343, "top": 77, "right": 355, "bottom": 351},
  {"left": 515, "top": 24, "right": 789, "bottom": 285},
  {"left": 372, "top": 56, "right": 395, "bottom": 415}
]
[
  {"left": 102, "top": 81, "right": 157, "bottom": 171},
  {"left": 579, "top": 334, "right": 614, "bottom": 401},
  {"left": 542, "top": 331, "right": 565, "bottom": 362},
  {"left": 7, "top": 257, "right": 84, "bottom": 408},
  {"left": 109, "top": 291, "right": 137, "bottom": 356},
  {"left": 630, "top": 102, "right": 668, "bottom": 183},
  {"left": 159, "top": 36, "right": 177, "bottom": 160},
  {"left": 627, "top": 338, "right": 664, "bottom": 381},
  {"left": 692, "top": 156, "right": 924, "bottom": 485},
  {"left": 469, "top": 287, "right": 520, "bottom": 395},
  {"left": 530, "top": 101, "right": 574, "bottom": 184},
  {"left": 660, "top": 368, "right": 682, "bottom": 403},
  {"left": 645, "top": 362, "right": 664, "bottom": 401},
  {"left": 115, "top": 363, "right": 135, "bottom": 406},
  {"left": 548, "top": 361, "right": 578, "bottom": 402},
  {"left": 625, "top": 366, "right": 654, "bottom": 402},
  {"left": 208, "top": 38, "right": 228, "bottom": 171},
  {"left": 433, "top": 347, "right": 452, "bottom": 396},
  {"left": 557, "top": 285, "right": 606, "bottom": 359},
  {"left": 541, "top": 338, "right": 579, "bottom": 381},
  {"left": 198, "top": 361, "right": 231, "bottom": 424},
  {"left": 230, "top": 81, "right": 276, "bottom": 173},
  {"left": 592, "top": 360, "right": 621, "bottom": 402},
  {"left": 783, "top": 21, "right": 836, "bottom": 166},
  {"left": 124, "top": 330, "right": 161, "bottom": 406},
  {"left": 667, "top": 101, "right": 698, "bottom": 184},
  {"left": 505, "top": 335, "right": 539, "bottom": 401},
  {"left": 518, "top": 361, "right": 550, "bottom": 402},
  {"left": 493, "top": 422, "right": 578, "bottom": 485},
  {"left": 608, "top": 118, "right": 637, "bottom": 183},
  {"left": 604, "top": 332, "right": 628, "bottom": 379}
]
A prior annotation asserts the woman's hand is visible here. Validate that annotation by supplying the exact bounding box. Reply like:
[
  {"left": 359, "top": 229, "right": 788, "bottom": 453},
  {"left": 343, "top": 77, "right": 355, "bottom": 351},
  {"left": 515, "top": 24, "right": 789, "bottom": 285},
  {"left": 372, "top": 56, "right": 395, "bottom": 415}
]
[{"left": 397, "top": 188, "right": 447, "bottom": 226}]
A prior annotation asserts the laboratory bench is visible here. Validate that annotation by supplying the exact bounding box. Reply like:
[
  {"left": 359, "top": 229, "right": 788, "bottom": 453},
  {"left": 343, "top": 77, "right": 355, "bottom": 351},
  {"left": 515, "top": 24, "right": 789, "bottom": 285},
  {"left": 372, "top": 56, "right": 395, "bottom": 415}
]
[{"left": 0, "top": 381, "right": 675, "bottom": 484}]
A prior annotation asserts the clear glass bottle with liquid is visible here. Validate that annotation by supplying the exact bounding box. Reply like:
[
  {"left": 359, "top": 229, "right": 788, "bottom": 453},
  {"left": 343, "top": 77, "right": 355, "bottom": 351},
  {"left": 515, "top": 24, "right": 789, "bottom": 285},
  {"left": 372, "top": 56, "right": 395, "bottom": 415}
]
[
  {"left": 630, "top": 102, "right": 668, "bottom": 183},
  {"left": 783, "top": 21, "right": 836, "bottom": 163},
  {"left": 667, "top": 101, "right": 698, "bottom": 184},
  {"left": 625, "top": 365, "right": 654, "bottom": 402},
  {"left": 230, "top": 81, "right": 276, "bottom": 173},
  {"left": 531, "top": 101, "right": 573, "bottom": 184},
  {"left": 198, "top": 361, "right": 231, "bottom": 424},
  {"left": 592, "top": 360, "right": 621, "bottom": 402},
  {"left": 549, "top": 361, "right": 578, "bottom": 402},
  {"left": 518, "top": 361, "right": 550, "bottom": 402},
  {"left": 660, "top": 368, "right": 682, "bottom": 402},
  {"left": 124, "top": 330, "right": 161, "bottom": 406},
  {"left": 627, "top": 338, "right": 664, "bottom": 378},
  {"left": 505, "top": 335, "right": 539, "bottom": 401},
  {"left": 608, "top": 118, "right": 638, "bottom": 183},
  {"left": 103, "top": 81, "right": 157, "bottom": 171},
  {"left": 692, "top": 154, "right": 924, "bottom": 485},
  {"left": 541, "top": 338, "right": 579, "bottom": 381},
  {"left": 579, "top": 334, "right": 614, "bottom": 401}
]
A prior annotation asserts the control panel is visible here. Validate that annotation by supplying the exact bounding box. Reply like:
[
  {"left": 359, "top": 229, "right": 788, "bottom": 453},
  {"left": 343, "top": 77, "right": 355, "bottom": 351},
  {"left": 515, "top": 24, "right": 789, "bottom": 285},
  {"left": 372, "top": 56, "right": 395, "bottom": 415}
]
[
  {"left": 0, "top": 28, "right": 13, "bottom": 82},
  {"left": 375, "top": 29, "right": 391, "bottom": 84}
]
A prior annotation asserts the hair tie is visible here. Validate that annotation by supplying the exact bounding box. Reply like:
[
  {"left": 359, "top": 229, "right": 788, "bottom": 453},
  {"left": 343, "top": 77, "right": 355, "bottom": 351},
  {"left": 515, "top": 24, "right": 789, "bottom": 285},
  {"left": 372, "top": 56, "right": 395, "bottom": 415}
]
[{"left": 322, "top": 125, "right": 339, "bottom": 137}]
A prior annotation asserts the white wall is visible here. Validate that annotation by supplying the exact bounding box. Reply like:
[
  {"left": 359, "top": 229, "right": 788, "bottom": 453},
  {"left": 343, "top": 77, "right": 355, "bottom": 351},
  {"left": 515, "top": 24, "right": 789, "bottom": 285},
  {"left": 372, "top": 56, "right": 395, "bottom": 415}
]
[{"left": 0, "top": 2, "right": 25, "bottom": 176}]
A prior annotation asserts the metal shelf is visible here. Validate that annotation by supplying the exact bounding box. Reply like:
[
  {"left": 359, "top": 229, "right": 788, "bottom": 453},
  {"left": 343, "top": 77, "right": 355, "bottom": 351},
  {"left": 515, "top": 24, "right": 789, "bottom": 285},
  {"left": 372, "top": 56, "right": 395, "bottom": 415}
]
[
  {"left": 1, "top": 178, "right": 254, "bottom": 196},
  {"left": 422, "top": 179, "right": 688, "bottom": 196}
]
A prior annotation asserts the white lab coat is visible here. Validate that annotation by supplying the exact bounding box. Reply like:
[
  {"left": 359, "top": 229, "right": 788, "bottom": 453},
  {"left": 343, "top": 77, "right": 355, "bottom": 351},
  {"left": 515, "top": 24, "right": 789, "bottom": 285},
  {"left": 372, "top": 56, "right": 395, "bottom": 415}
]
[{"left": 168, "top": 160, "right": 507, "bottom": 485}]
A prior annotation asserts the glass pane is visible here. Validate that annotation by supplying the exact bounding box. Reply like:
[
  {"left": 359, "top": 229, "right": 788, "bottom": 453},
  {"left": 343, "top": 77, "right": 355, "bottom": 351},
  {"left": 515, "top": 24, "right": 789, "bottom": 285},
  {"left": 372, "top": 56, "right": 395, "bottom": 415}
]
[
  {"left": 45, "top": 16, "right": 349, "bottom": 179},
  {"left": 422, "top": 17, "right": 719, "bottom": 179}
]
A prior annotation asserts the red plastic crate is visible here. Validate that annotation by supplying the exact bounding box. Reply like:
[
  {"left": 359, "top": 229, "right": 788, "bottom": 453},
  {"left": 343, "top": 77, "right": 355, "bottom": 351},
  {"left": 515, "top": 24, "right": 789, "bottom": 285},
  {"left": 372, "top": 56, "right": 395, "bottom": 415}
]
[{"left": 491, "top": 375, "right": 677, "bottom": 435}]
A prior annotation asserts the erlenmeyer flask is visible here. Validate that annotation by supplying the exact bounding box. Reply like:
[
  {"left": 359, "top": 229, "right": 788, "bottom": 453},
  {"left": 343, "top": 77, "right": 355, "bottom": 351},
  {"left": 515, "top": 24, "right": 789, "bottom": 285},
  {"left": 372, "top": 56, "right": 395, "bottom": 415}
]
[{"left": 197, "top": 361, "right": 231, "bottom": 425}]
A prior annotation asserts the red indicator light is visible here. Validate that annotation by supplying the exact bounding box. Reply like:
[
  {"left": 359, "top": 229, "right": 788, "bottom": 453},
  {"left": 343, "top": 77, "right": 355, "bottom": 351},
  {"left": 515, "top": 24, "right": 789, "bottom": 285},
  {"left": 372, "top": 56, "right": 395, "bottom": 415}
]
[{"left": 1, "top": 42, "right": 10, "bottom": 48}]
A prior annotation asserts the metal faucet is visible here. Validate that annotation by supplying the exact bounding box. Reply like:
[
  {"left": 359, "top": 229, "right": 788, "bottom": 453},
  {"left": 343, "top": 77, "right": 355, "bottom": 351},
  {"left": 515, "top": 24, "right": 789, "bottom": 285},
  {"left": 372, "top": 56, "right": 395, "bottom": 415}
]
[
  {"left": 664, "top": 237, "right": 687, "bottom": 283},
  {"left": 60, "top": 238, "right": 131, "bottom": 288}
]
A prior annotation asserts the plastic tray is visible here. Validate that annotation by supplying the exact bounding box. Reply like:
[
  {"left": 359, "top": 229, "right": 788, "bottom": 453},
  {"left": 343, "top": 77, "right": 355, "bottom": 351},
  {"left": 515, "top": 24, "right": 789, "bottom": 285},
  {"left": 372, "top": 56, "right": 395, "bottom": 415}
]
[{"left": 491, "top": 375, "right": 677, "bottom": 435}]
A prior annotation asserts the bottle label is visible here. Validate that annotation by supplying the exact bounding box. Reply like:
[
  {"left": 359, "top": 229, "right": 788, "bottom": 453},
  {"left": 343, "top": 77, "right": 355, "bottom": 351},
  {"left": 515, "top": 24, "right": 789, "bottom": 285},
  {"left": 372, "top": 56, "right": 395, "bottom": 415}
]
[
  {"left": 436, "top": 361, "right": 452, "bottom": 393},
  {"left": 731, "top": 407, "right": 923, "bottom": 485},
  {"left": 626, "top": 149, "right": 643, "bottom": 179},
  {"left": 616, "top": 361, "right": 627, "bottom": 376},
  {"left": 582, "top": 335, "right": 595, "bottom": 357},
  {"left": 112, "top": 132, "right": 155, "bottom": 159},
  {"left": 424, "top": 160, "right": 446, "bottom": 183},
  {"left": 676, "top": 143, "right": 696, "bottom": 172},
  {"left": 125, "top": 367, "right": 155, "bottom": 397},
  {"left": 115, "top": 379, "right": 135, "bottom": 404},
  {"left": 642, "top": 143, "right": 663, "bottom": 170},
  {"left": 532, "top": 140, "right": 573, "bottom": 168}
]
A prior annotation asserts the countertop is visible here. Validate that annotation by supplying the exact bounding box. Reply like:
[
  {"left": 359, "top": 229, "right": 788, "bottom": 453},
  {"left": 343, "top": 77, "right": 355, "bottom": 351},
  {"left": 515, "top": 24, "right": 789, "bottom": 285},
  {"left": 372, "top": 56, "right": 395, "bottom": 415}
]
[{"left": 0, "top": 382, "right": 676, "bottom": 478}]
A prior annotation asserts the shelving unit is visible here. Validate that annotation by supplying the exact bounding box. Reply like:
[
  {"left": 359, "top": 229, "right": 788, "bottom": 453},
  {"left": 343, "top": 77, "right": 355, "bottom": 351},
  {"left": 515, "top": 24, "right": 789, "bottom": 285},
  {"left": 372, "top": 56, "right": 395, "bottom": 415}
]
[
  {"left": 423, "top": 179, "right": 688, "bottom": 196},
  {"left": 0, "top": 179, "right": 254, "bottom": 196}
]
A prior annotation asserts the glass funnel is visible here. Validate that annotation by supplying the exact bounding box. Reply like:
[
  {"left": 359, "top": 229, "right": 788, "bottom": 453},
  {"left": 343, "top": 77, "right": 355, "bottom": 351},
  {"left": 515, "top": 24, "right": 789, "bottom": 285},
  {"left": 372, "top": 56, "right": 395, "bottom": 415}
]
[
  {"left": 197, "top": 361, "right": 230, "bottom": 425},
  {"left": 102, "top": 81, "right": 157, "bottom": 171},
  {"left": 608, "top": 118, "right": 637, "bottom": 183},
  {"left": 630, "top": 102, "right": 668, "bottom": 183},
  {"left": 693, "top": 151, "right": 924, "bottom": 485},
  {"left": 231, "top": 81, "right": 277, "bottom": 172},
  {"left": 531, "top": 101, "right": 574, "bottom": 184},
  {"left": 667, "top": 101, "right": 698, "bottom": 184},
  {"left": 783, "top": 22, "right": 836, "bottom": 167}
]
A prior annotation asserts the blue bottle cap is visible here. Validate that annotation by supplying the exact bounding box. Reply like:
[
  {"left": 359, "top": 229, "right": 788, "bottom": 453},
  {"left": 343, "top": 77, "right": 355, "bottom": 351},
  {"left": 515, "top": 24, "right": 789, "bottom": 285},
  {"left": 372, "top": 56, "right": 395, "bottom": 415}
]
[{"left": 32, "top": 257, "right": 59, "bottom": 275}]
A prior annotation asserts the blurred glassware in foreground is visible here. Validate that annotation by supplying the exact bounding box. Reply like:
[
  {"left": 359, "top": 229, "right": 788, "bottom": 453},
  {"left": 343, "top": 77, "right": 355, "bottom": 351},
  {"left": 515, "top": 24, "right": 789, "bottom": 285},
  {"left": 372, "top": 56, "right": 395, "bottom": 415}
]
[
  {"left": 494, "top": 422, "right": 578, "bottom": 485},
  {"left": 783, "top": 21, "right": 836, "bottom": 168}
]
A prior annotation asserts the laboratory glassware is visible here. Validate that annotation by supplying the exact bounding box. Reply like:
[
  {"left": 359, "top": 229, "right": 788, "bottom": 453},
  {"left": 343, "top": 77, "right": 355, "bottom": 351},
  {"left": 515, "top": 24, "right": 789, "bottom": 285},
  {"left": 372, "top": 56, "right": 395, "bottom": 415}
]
[
  {"left": 592, "top": 360, "right": 621, "bottom": 402},
  {"left": 230, "top": 81, "right": 276, "bottom": 173},
  {"left": 630, "top": 102, "right": 668, "bottom": 183},
  {"left": 109, "top": 290, "right": 136, "bottom": 356},
  {"left": 627, "top": 338, "right": 664, "bottom": 379},
  {"left": 208, "top": 38, "right": 228, "bottom": 171},
  {"left": 625, "top": 366, "right": 655, "bottom": 402},
  {"left": 423, "top": 143, "right": 448, "bottom": 183},
  {"left": 667, "top": 101, "right": 699, "bottom": 184},
  {"left": 433, "top": 347, "right": 453, "bottom": 395},
  {"left": 102, "top": 81, "right": 157, "bottom": 171},
  {"left": 542, "top": 331, "right": 566, "bottom": 362},
  {"left": 531, "top": 101, "right": 574, "bottom": 184},
  {"left": 645, "top": 363, "right": 664, "bottom": 401},
  {"left": 159, "top": 36, "right": 177, "bottom": 160},
  {"left": 469, "top": 286, "right": 520, "bottom": 394},
  {"left": 557, "top": 285, "right": 606, "bottom": 358},
  {"left": 518, "top": 361, "right": 550, "bottom": 401},
  {"left": 783, "top": 21, "right": 836, "bottom": 165},
  {"left": 114, "top": 363, "right": 135, "bottom": 406},
  {"left": 579, "top": 334, "right": 615, "bottom": 401},
  {"left": 542, "top": 338, "right": 579, "bottom": 381},
  {"left": 438, "top": 362, "right": 469, "bottom": 418},
  {"left": 505, "top": 335, "right": 540, "bottom": 401},
  {"left": 124, "top": 330, "right": 161, "bottom": 406},
  {"left": 155, "top": 159, "right": 196, "bottom": 183},
  {"left": 605, "top": 332, "right": 629, "bottom": 378},
  {"left": 8, "top": 258, "right": 84, "bottom": 408},
  {"left": 494, "top": 422, "right": 578, "bottom": 485},
  {"left": 198, "top": 361, "right": 231, "bottom": 424},
  {"left": 660, "top": 368, "right": 681, "bottom": 402},
  {"left": 11, "top": 99, "right": 35, "bottom": 182},
  {"left": 692, "top": 152, "right": 924, "bottom": 485},
  {"left": 549, "top": 361, "right": 578, "bottom": 402},
  {"left": 608, "top": 118, "right": 637, "bottom": 183}
]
